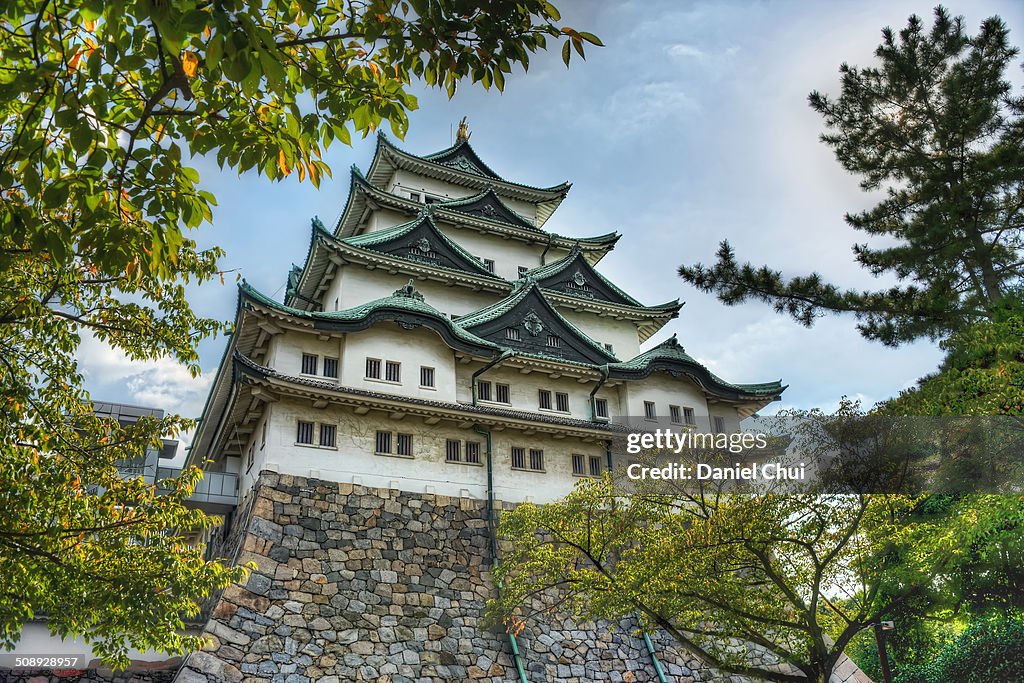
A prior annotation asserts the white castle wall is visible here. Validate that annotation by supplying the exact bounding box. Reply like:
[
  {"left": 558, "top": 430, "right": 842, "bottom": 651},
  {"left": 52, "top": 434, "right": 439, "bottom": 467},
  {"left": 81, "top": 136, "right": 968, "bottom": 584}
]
[{"left": 559, "top": 309, "right": 642, "bottom": 360}]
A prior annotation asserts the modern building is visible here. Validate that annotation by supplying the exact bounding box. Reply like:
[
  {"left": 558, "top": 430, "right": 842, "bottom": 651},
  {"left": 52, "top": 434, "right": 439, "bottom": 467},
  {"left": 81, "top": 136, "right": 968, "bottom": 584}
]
[{"left": 189, "top": 129, "right": 786, "bottom": 504}]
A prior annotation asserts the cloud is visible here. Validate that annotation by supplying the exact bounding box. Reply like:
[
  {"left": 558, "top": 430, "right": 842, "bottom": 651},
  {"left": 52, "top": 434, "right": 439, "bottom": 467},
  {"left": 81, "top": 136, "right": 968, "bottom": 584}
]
[
  {"left": 604, "top": 81, "right": 699, "bottom": 133},
  {"left": 666, "top": 43, "right": 707, "bottom": 60}
]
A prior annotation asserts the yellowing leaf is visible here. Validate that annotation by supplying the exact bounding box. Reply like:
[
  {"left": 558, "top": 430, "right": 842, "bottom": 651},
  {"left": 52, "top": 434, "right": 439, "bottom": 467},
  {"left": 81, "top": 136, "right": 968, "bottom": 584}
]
[
  {"left": 277, "top": 149, "right": 290, "bottom": 176},
  {"left": 181, "top": 51, "right": 199, "bottom": 78}
]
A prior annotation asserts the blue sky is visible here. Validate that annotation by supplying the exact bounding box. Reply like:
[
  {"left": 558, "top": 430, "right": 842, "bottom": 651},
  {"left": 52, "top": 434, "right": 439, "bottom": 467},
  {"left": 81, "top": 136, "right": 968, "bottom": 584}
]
[{"left": 79, "top": 0, "right": 1024, "bottom": 437}]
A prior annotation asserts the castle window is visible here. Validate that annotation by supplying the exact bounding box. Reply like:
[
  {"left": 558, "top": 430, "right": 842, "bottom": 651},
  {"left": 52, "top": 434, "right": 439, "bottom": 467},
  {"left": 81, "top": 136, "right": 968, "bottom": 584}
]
[
  {"left": 511, "top": 447, "right": 526, "bottom": 469},
  {"left": 366, "top": 358, "right": 381, "bottom": 379},
  {"left": 246, "top": 445, "right": 254, "bottom": 473},
  {"left": 424, "top": 195, "right": 439, "bottom": 204},
  {"left": 505, "top": 327, "right": 521, "bottom": 341},
  {"left": 301, "top": 353, "right": 318, "bottom": 375},
  {"left": 572, "top": 454, "right": 585, "bottom": 476},
  {"left": 538, "top": 389, "right": 552, "bottom": 410},
  {"left": 420, "top": 366, "right": 435, "bottom": 388},
  {"left": 375, "top": 430, "right": 392, "bottom": 454},
  {"left": 589, "top": 455, "right": 602, "bottom": 477},
  {"left": 397, "top": 433, "right": 414, "bottom": 456},
  {"left": 323, "top": 357, "right": 339, "bottom": 379},
  {"left": 546, "top": 335, "right": 560, "bottom": 348},
  {"left": 320, "top": 424, "right": 337, "bottom": 448},
  {"left": 518, "top": 266, "right": 528, "bottom": 278},
  {"left": 713, "top": 416, "right": 726, "bottom": 434},
  {"left": 604, "top": 343, "right": 614, "bottom": 354},
  {"left": 446, "top": 439, "right": 461, "bottom": 462},
  {"left": 684, "top": 407, "right": 696, "bottom": 425},
  {"left": 529, "top": 449, "right": 544, "bottom": 471},
  {"left": 594, "top": 398, "right": 609, "bottom": 419},
  {"left": 669, "top": 405, "right": 682, "bottom": 424},
  {"left": 409, "top": 191, "right": 422, "bottom": 202},
  {"left": 644, "top": 401, "right": 657, "bottom": 420},
  {"left": 483, "top": 258, "right": 495, "bottom": 273},
  {"left": 477, "top": 380, "right": 492, "bottom": 402},
  {"left": 385, "top": 360, "right": 401, "bottom": 383},
  {"left": 297, "top": 420, "right": 314, "bottom": 445},
  {"left": 495, "top": 383, "right": 510, "bottom": 404},
  {"left": 260, "top": 421, "right": 267, "bottom": 449},
  {"left": 466, "top": 441, "right": 481, "bottom": 464},
  {"left": 555, "top": 392, "right": 570, "bottom": 413}
]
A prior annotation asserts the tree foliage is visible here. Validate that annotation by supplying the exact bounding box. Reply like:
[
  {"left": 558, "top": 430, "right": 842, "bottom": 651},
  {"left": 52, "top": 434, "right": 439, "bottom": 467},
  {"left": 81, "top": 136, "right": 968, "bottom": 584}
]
[
  {"left": 679, "top": 7, "right": 1024, "bottom": 346},
  {"left": 0, "top": 0, "right": 596, "bottom": 666},
  {"left": 489, "top": 475, "right": 1024, "bottom": 683}
]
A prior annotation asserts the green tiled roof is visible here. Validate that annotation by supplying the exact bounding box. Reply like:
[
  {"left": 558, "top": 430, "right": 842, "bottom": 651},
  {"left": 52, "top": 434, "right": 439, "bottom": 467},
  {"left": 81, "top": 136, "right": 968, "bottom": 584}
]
[
  {"left": 435, "top": 187, "right": 539, "bottom": 231},
  {"left": 524, "top": 245, "right": 649, "bottom": 307}
]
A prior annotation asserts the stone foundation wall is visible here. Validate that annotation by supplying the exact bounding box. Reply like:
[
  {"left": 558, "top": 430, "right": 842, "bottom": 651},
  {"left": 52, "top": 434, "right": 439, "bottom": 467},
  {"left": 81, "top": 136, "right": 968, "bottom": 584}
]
[{"left": 174, "top": 472, "right": 872, "bottom": 683}]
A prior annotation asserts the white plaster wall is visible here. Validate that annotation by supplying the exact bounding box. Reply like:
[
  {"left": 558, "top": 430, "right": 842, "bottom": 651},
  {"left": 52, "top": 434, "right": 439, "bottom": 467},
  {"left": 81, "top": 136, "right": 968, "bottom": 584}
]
[
  {"left": 559, "top": 309, "right": 640, "bottom": 360},
  {"left": 272, "top": 332, "right": 344, "bottom": 381},
  {"left": 454, "top": 364, "right": 601, "bottom": 419},
  {"left": 340, "top": 324, "right": 458, "bottom": 402},
  {"left": 621, "top": 372, "right": 711, "bottom": 425},
  {"left": 7, "top": 623, "right": 194, "bottom": 665},
  {"left": 435, "top": 223, "right": 545, "bottom": 282},
  {"left": 323, "top": 265, "right": 499, "bottom": 317},
  {"left": 363, "top": 207, "right": 410, "bottom": 234},
  {"left": 257, "top": 397, "right": 606, "bottom": 503}
]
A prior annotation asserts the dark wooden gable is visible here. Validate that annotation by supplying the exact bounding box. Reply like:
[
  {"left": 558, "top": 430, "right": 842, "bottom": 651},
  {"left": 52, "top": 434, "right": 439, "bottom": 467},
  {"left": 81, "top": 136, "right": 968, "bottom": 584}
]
[
  {"left": 358, "top": 217, "right": 493, "bottom": 277},
  {"left": 535, "top": 250, "right": 639, "bottom": 306},
  {"left": 426, "top": 142, "right": 501, "bottom": 179},
  {"left": 460, "top": 284, "right": 616, "bottom": 365},
  {"left": 443, "top": 188, "right": 536, "bottom": 230}
]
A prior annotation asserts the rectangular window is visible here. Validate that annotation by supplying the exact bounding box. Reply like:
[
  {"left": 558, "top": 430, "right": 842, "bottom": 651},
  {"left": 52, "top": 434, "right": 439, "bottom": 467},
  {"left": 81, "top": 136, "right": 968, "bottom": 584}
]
[
  {"left": 594, "top": 398, "right": 609, "bottom": 419},
  {"left": 518, "top": 266, "right": 528, "bottom": 278},
  {"left": 669, "top": 405, "right": 682, "bottom": 424},
  {"left": 297, "top": 420, "right": 314, "bottom": 445},
  {"left": 604, "top": 343, "right": 614, "bottom": 354},
  {"left": 323, "top": 357, "right": 338, "bottom": 379},
  {"left": 684, "top": 407, "right": 696, "bottom": 425},
  {"left": 409, "top": 191, "right": 422, "bottom": 202},
  {"left": 588, "top": 455, "right": 602, "bottom": 477},
  {"left": 572, "top": 453, "right": 585, "bottom": 476},
  {"left": 483, "top": 258, "right": 495, "bottom": 273},
  {"left": 420, "top": 366, "right": 435, "bottom": 388},
  {"left": 375, "top": 430, "right": 392, "bottom": 454},
  {"left": 555, "top": 392, "right": 569, "bottom": 413},
  {"left": 397, "top": 433, "right": 413, "bottom": 456},
  {"left": 446, "top": 439, "right": 461, "bottom": 462},
  {"left": 477, "top": 380, "right": 492, "bottom": 402},
  {"left": 260, "top": 421, "right": 267, "bottom": 449},
  {"left": 385, "top": 360, "right": 401, "bottom": 383},
  {"left": 301, "top": 353, "right": 318, "bottom": 375},
  {"left": 366, "top": 358, "right": 381, "bottom": 379},
  {"left": 713, "top": 416, "right": 727, "bottom": 434},
  {"left": 511, "top": 446, "right": 526, "bottom": 469},
  {"left": 644, "top": 401, "right": 657, "bottom": 420},
  {"left": 320, "top": 424, "right": 336, "bottom": 448},
  {"left": 466, "top": 441, "right": 481, "bottom": 464},
  {"left": 546, "top": 335, "right": 560, "bottom": 348},
  {"left": 424, "top": 195, "right": 439, "bottom": 204},
  {"left": 505, "top": 327, "right": 521, "bottom": 341},
  {"left": 246, "top": 445, "right": 254, "bottom": 473},
  {"left": 538, "top": 389, "right": 552, "bottom": 410},
  {"left": 495, "top": 383, "right": 510, "bottom": 404},
  {"left": 529, "top": 449, "right": 544, "bottom": 471}
]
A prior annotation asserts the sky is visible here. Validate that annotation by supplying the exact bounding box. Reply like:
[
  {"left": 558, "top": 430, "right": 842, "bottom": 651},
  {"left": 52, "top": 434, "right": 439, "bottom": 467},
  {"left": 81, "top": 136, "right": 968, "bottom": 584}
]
[{"left": 78, "top": 0, "right": 1024, "bottom": 454}]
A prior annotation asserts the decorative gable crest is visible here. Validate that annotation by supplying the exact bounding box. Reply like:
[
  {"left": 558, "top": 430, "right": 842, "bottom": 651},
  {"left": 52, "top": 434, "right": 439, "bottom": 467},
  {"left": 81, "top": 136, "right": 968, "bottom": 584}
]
[
  {"left": 393, "top": 280, "right": 425, "bottom": 301},
  {"left": 522, "top": 310, "right": 544, "bottom": 337}
]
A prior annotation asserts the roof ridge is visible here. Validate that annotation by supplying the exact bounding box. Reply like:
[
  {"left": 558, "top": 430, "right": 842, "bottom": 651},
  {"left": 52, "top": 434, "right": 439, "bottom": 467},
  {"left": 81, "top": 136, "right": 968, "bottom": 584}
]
[{"left": 525, "top": 246, "right": 644, "bottom": 307}]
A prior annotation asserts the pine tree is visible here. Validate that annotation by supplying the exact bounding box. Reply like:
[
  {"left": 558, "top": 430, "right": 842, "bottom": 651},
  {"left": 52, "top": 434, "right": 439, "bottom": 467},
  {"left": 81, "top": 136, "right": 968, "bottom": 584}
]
[{"left": 679, "top": 7, "right": 1024, "bottom": 346}]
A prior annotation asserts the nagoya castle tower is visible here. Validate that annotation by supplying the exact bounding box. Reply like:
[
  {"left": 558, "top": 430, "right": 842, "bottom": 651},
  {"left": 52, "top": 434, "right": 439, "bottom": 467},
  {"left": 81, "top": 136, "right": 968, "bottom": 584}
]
[
  {"left": 190, "top": 127, "right": 784, "bottom": 503},
  {"left": 173, "top": 126, "right": 862, "bottom": 683}
]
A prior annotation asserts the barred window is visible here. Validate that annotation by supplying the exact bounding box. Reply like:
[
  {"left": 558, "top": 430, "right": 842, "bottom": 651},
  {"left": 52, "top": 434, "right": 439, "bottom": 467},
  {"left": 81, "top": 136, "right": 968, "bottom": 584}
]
[
  {"left": 477, "top": 380, "right": 492, "bottom": 402},
  {"left": 366, "top": 358, "right": 381, "bottom": 379},
  {"left": 684, "top": 407, "right": 696, "bottom": 425},
  {"left": 518, "top": 266, "right": 528, "bottom": 278},
  {"left": 246, "top": 445, "right": 254, "bottom": 473},
  {"left": 555, "top": 392, "right": 569, "bottom": 413},
  {"left": 588, "top": 455, "right": 602, "bottom": 477},
  {"left": 397, "top": 433, "right": 413, "bottom": 456},
  {"left": 669, "top": 405, "right": 682, "bottom": 424},
  {"left": 529, "top": 449, "right": 544, "bottom": 471},
  {"left": 297, "top": 421, "right": 314, "bottom": 445},
  {"left": 505, "top": 327, "right": 521, "bottom": 341},
  {"left": 495, "top": 383, "right": 510, "bottom": 404},
  {"left": 323, "top": 357, "right": 338, "bottom": 378},
  {"left": 420, "top": 366, "right": 435, "bottom": 388},
  {"left": 538, "top": 389, "right": 552, "bottom": 410},
  {"left": 320, "top": 424, "right": 336, "bottom": 448},
  {"left": 446, "top": 439, "right": 461, "bottom": 462},
  {"left": 546, "top": 335, "right": 560, "bottom": 348},
  {"left": 604, "top": 343, "right": 614, "bottom": 353},
  {"left": 466, "top": 441, "right": 481, "bottom": 464},
  {"left": 594, "top": 398, "right": 609, "bottom": 419},
  {"left": 375, "top": 430, "right": 392, "bottom": 454},
  {"left": 483, "top": 258, "right": 495, "bottom": 273},
  {"left": 511, "top": 447, "right": 526, "bottom": 469},
  {"left": 301, "top": 353, "right": 318, "bottom": 375},
  {"left": 385, "top": 361, "right": 401, "bottom": 383},
  {"left": 572, "top": 453, "right": 585, "bottom": 476},
  {"left": 644, "top": 401, "right": 656, "bottom": 420},
  {"left": 713, "top": 416, "right": 726, "bottom": 434}
]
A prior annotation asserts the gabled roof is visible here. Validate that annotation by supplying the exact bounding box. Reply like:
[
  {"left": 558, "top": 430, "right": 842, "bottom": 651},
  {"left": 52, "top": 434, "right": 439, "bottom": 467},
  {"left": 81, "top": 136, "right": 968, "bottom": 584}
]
[
  {"left": 609, "top": 334, "right": 786, "bottom": 400},
  {"left": 526, "top": 246, "right": 648, "bottom": 307},
  {"left": 457, "top": 280, "right": 619, "bottom": 366},
  {"left": 366, "top": 133, "right": 570, "bottom": 227},
  {"left": 342, "top": 211, "right": 502, "bottom": 280},
  {"left": 436, "top": 187, "right": 538, "bottom": 231}
]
